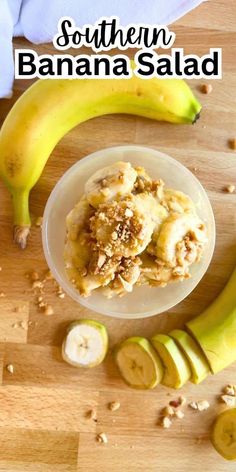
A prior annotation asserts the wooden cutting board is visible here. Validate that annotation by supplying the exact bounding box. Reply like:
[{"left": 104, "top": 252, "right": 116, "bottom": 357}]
[{"left": 0, "top": 1, "right": 235, "bottom": 470}]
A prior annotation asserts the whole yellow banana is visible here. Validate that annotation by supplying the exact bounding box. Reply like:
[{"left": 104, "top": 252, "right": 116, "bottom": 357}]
[{"left": 0, "top": 72, "right": 201, "bottom": 248}]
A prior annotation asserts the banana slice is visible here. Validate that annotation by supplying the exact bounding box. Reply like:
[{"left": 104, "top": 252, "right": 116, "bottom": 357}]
[
  {"left": 102, "top": 257, "right": 141, "bottom": 298},
  {"left": 90, "top": 198, "right": 154, "bottom": 258},
  {"left": 163, "top": 189, "right": 195, "bottom": 213},
  {"left": 85, "top": 161, "right": 137, "bottom": 208},
  {"left": 115, "top": 337, "right": 164, "bottom": 389},
  {"left": 62, "top": 320, "right": 108, "bottom": 368},
  {"left": 170, "top": 329, "right": 210, "bottom": 384},
  {"left": 140, "top": 252, "right": 172, "bottom": 285},
  {"left": 151, "top": 334, "right": 191, "bottom": 389},
  {"left": 64, "top": 234, "right": 119, "bottom": 297},
  {"left": 211, "top": 408, "right": 236, "bottom": 460},
  {"left": 66, "top": 195, "right": 94, "bottom": 241},
  {"left": 156, "top": 211, "right": 207, "bottom": 266}
]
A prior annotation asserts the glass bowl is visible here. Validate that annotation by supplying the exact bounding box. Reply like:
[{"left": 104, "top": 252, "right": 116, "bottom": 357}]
[{"left": 42, "top": 145, "right": 215, "bottom": 319}]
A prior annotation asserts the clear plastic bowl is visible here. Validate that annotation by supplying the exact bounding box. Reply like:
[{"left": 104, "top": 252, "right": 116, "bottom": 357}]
[{"left": 42, "top": 145, "right": 215, "bottom": 319}]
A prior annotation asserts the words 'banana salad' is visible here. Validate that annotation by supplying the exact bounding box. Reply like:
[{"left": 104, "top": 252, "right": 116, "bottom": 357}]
[{"left": 64, "top": 161, "right": 208, "bottom": 298}]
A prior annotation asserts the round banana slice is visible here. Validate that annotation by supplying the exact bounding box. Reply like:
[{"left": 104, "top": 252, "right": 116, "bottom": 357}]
[
  {"left": 66, "top": 195, "right": 94, "bottom": 241},
  {"left": 62, "top": 319, "right": 108, "bottom": 368},
  {"left": 90, "top": 199, "right": 154, "bottom": 258},
  {"left": 85, "top": 161, "right": 137, "bottom": 208},
  {"left": 211, "top": 408, "right": 236, "bottom": 460},
  {"left": 64, "top": 234, "right": 119, "bottom": 297},
  {"left": 164, "top": 189, "right": 195, "bottom": 213},
  {"left": 156, "top": 211, "right": 207, "bottom": 266},
  {"left": 151, "top": 334, "right": 191, "bottom": 389},
  {"left": 115, "top": 337, "right": 164, "bottom": 389}
]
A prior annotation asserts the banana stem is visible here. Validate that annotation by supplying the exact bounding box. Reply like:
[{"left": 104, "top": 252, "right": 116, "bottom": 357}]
[{"left": 12, "top": 190, "right": 31, "bottom": 249}]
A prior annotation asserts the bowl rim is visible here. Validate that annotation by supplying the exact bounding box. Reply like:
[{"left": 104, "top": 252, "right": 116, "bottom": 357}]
[{"left": 42, "top": 144, "right": 216, "bottom": 319}]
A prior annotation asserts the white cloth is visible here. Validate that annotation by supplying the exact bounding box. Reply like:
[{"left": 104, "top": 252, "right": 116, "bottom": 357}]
[{"left": 0, "top": 0, "right": 205, "bottom": 98}]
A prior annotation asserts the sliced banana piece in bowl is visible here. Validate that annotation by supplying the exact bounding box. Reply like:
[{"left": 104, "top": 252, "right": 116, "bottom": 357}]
[
  {"left": 114, "top": 336, "right": 164, "bottom": 389},
  {"left": 90, "top": 198, "right": 155, "bottom": 258},
  {"left": 85, "top": 161, "right": 137, "bottom": 208},
  {"left": 62, "top": 319, "right": 108, "bottom": 368}
]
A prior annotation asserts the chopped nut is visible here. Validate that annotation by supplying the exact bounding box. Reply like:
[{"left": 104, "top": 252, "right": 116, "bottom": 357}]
[
  {"left": 86, "top": 409, "right": 97, "bottom": 421},
  {"left": 97, "top": 433, "right": 108, "bottom": 444},
  {"left": 125, "top": 208, "right": 133, "bottom": 218},
  {"left": 223, "top": 385, "right": 235, "bottom": 396},
  {"left": 12, "top": 323, "right": 19, "bottom": 329},
  {"left": 162, "top": 406, "right": 175, "bottom": 417},
  {"left": 188, "top": 402, "right": 198, "bottom": 410},
  {"left": 35, "top": 216, "right": 43, "bottom": 227},
  {"left": 108, "top": 401, "right": 120, "bottom": 412},
  {"left": 20, "top": 321, "right": 28, "bottom": 330},
  {"left": 179, "top": 395, "right": 187, "bottom": 406},
  {"left": 221, "top": 395, "right": 236, "bottom": 407},
  {"left": 162, "top": 416, "right": 172, "bottom": 429},
  {"left": 32, "top": 281, "right": 43, "bottom": 289},
  {"left": 200, "top": 84, "right": 213, "bottom": 94},
  {"left": 175, "top": 410, "right": 185, "bottom": 419},
  {"left": 58, "top": 292, "right": 65, "bottom": 299},
  {"left": 43, "top": 305, "right": 54, "bottom": 316},
  {"left": 169, "top": 399, "right": 181, "bottom": 408},
  {"left": 31, "top": 271, "right": 39, "bottom": 281},
  {"left": 6, "top": 364, "right": 14, "bottom": 374},
  {"left": 38, "top": 302, "right": 46, "bottom": 309},
  {"left": 45, "top": 270, "right": 53, "bottom": 280},
  {"left": 111, "top": 231, "right": 118, "bottom": 241},
  {"left": 224, "top": 184, "right": 235, "bottom": 194},
  {"left": 229, "top": 138, "right": 236, "bottom": 150},
  {"left": 189, "top": 400, "right": 210, "bottom": 411},
  {"left": 37, "top": 296, "right": 43, "bottom": 303},
  {"left": 0, "top": 292, "right": 6, "bottom": 298}
]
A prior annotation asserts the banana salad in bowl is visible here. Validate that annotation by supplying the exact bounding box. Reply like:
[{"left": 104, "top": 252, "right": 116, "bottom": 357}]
[
  {"left": 43, "top": 146, "right": 215, "bottom": 318},
  {"left": 64, "top": 161, "right": 208, "bottom": 298}
]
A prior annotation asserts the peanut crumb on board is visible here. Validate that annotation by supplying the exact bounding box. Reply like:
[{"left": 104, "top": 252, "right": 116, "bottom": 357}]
[
  {"left": 31, "top": 271, "right": 39, "bottom": 281},
  {"left": 175, "top": 410, "right": 185, "bottom": 419},
  {"left": 6, "top": 364, "right": 14, "bottom": 374},
  {"left": 43, "top": 304, "right": 54, "bottom": 316},
  {"left": 162, "top": 406, "right": 175, "bottom": 417},
  {"left": 35, "top": 216, "right": 43, "bottom": 227},
  {"left": 189, "top": 400, "right": 210, "bottom": 411},
  {"left": 224, "top": 184, "right": 235, "bottom": 194},
  {"left": 86, "top": 409, "right": 97, "bottom": 421},
  {"left": 97, "top": 433, "right": 108, "bottom": 444},
  {"left": 221, "top": 395, "right": 236, "bottom": 407},
  {"left": 0, "top": 292, "right": 6, "bottom": 297},
  {"left": 223, "top": 384, "right": 236, "bottom": 396},
  {"left": 108, "top": 401, "right": 121, "bottom": 412},
  {"left": 162, "top": 417, "right": 172, "bottom": 429},
  {"left": 200, "top": 84, "right": 213, "bottom": 94},
  {"left": 229, "top": 138, "right": 236, "bottom": 150}
]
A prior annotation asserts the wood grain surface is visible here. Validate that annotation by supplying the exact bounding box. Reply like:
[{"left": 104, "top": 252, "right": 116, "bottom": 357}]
[{"left": 0, "top": 1, "right": 236, "bottom": 470}]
